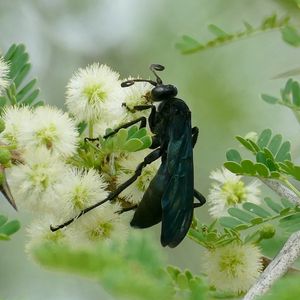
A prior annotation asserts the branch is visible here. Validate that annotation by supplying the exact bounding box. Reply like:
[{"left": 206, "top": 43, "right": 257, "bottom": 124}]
[
  {"left": 243, "top": 179, "right": 300, "bottom": 300},
  {"left": 244, "top": 231, "right": 300, "bottom": 300},
  {"left": 261, "top": 178, "right": 300, "bottom": 205}
]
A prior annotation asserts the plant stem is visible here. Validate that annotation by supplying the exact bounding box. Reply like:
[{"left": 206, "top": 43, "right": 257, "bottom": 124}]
[
  {"left": 244, "top": 180, "right": 300, "bottom": 300},
  {"left": 88, "top": 121, "right": 94, "bottom": 139},
  {"left": 244, "top": 231, "right": 300, "bottom": 300},
  {"left": 261, "top": 178, "right": 300, "bottom": 205},
  {"left": 281, "top": 177, "right": 300, "bottom": 199}
]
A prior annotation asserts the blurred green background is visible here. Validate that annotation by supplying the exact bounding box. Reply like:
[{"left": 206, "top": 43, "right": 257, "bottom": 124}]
[{"left": 1, "top": 0, "right": 300, "bottom": 299}]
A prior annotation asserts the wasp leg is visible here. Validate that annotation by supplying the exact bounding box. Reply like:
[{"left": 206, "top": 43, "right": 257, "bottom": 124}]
[
  {"left": 50, "top": 148, "right": 162, "bottom": 232},
  {"left": 149, "top": 135, "right": 161, "bottom": 149},
  {"left": 103, "top": 116, "right": 147, "bottom": 139},
  {"left": 84, "top": 137, "right": 99, "bottom": 143},
  {"left": 133, "top": 105, "right": 153, "bottom": 111},
  {"left": 192, "top": 126, "right": 199, "bottom": 148},
  {"left": 117, "top": 205, "right": 138, "bottom": 214},
  {"left": 193, "top": 189, "right": 206, "bottom": 208}
]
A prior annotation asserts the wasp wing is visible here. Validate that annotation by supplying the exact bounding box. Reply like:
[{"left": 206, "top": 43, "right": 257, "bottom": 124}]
[
  {"left": 130, "top": 161, "right": 169, "bottom": 228},
  {"left": 160, "top": 104, "right": 194, "bottom": 248}
]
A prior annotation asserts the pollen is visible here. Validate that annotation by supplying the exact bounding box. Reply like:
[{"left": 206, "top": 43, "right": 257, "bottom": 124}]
[
  {"left": 221, "top": 181, "right": 246, "bottom": 205},
  {"left": 83, "top": 84, "right": 107, "bottom": 104}
]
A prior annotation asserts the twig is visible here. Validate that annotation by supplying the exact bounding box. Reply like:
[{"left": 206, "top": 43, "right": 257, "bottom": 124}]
[
  {"left": 243, "top": 180, "right": 300, "bottom": 300},
  {"left": 244, "top": 231, "right": 300, "bottom": 300},
  {"left": 261, "top": 178, "right": 300, "bottom": 205}
]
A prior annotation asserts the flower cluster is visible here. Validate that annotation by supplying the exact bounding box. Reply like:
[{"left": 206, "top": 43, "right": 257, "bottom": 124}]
[
  {"left": 0, "top": 62, "right": 155, "bottom": 252},
  {"left": 0, "top": 58, "right": 265, "bottom": 296}
]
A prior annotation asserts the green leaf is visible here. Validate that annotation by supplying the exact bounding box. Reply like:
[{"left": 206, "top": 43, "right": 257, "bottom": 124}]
[
  {"left": 115, "top": 128, "right": 128, "bottom": 147},
  {"left": 292, "top": 81, "right": 300, "bottom": 106},
  {"left": 280, "top": 198, "right": 294, "bottom": 208},
  {"left": 261, "top": 94, "right": 279, "bottom": 104},
  {"left": 16, "top": 78, "right": 37, "bottom": 102},
  {"left": 256, "top": 151, "right": 267, "bottom": 164},
  {"left": 250, "top": 217, "right": 263, "bottom": 225},
  {"left": 227, "top": 207, "right": 254, "bottom": 223},
  {"left": 14, "top": 63, "right": 31, "bottom": 88},
  {"left": 21, "top": 89, "right": 40, "bottom": 105},
  {"left": 223, "top": 162, "right": 243, "bottom": 174},
  {"left": 175, "top": 35, "right": 203, "bottom": 54},
  {"left": 255, "top": 163, "right": 270, "bottom": 177},
  {"left": 266, "top": 158, "right": 278, "bottom": 172},
  {"left": 236, "top": 136, "right": 256, "bottom": 152},
  {"left": 0, "top": 215, "right": 8, "bottom": 227},
  {"left": 226, "top": 149, "right": 242, "bottom": 163},
  {"left": 280, "top": 213, "right": 300, "bottom": 226},
  {"left": 241, "top": 160, "right": 256, "bottom": 175},
  {"left": 242, "top": 202, "right": 271, "bottom": 218},
  {"left": 123, "top": 139, "right": 144, "bottom": 152},
  {"left": 275, "top": 141, "right": 291, "bottom": 162},
  {"left": 0, "top": 220, "right": 20, "bottom": 235},
  {"left": 219, "top": 217, "right": 243, "bottom": 228},
  {"left": 281, "top": 25, "right": 300, "bottom": 46},
  {"left": 248, "top": 140, "right": 260, "bottom": 152},
  {"left": 127, "top": 125, "right": 139, "bottom": 138},
  {"left": 257, "top": 129, "right": 272, "bottom": 148},
  {"left": 4, "top": 44, "right": 17, "bottom": 60},
  {"left": 264, "top": 197, "right": 283, "bottom": 213},
  {"left": 268, "top": 134, "right": 282, "bottom": 155},
  {"left": 131, "top": 127, "right": 148, "bottom": 139},
  {"left": 140, "top": 136, "right": 152, "bottom": 149},
  {"left": 208, "top": 24, "right": 229, "bottom": 38}
]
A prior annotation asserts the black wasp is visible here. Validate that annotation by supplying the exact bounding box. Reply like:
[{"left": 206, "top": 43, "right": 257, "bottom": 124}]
[{"left": 51, "top": 64, "right": 206, "bottom": 248}]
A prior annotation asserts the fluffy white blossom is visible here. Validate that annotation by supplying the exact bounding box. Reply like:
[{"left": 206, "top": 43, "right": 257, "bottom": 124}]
[
  {"left": 65, "top": 63, "right": 124, "bottom": 124},
  {"left": 66, "top": 203, "right": 129, "bottom": 246},
  {"left": 0, "top": 57, "right": 9, "bottom": 95},
  {"left": 54, "top": 168, "right": 108, "bottom": 219},
  {"left": 26, "top": 217, "right": 67, "bottom": 254},
  {"left": 203, "top": 243, "right": 262, "bottom": 293},
  {"left": 116, "top": 151, "right": 159, "bottom": 204},
  {"left": 6, "top": 148, "right": 66, "bottom": 212},
  {"left": 208, "top": 167, "right": 261, "bottom": 218},
  {"left": 19, "top": 106, "right": 78, "bottom": 157},
  {"left": 0, "top": 106, "right": 33, "bottom": 147}
]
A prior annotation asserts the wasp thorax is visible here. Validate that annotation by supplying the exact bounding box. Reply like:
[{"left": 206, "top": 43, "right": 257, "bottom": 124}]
[{"left": 151, "top": 84, "right": 178, "bottom": 101}]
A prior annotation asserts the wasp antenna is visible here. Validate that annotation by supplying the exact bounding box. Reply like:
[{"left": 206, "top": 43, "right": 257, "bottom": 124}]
[
  {"left": 121, "top": 79, "right": 157, "bottom": 87},
  {"left": 150, "top": 64, "right": 165, "bottom": 84},
  {"left": 121, "top": 80, "right": 135, "bottom": 87}
]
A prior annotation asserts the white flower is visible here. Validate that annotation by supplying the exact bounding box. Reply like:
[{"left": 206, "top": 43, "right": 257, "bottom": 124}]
[
  {"left": 208, "top": 167, "right": 261, "bottom": 218},
  {"left": 203, "top": 243, "right": 262, "bottom": 293},
  {"left": 54, "top": 168, "right": 108, "bottom": 219},
  {"left": 0, "top": 106, "right": 33, "bottom": 147},
  {"left": 25, "top": 217, "right": 67, "bottom": 254},
  {"left": 116, "top": 150, "right": 159, "bottom": 205},
  {"left": 19, "top": 106, "right": 78, "bottom": 157},
  {"left": 65, "top": 63, "right": 124, "bottom": 124},
  {"left": 6, "top": 148, "right": 66, "bottom": 212},
  {"left": 0, "top": 57, "right": 9, "bottom": 95},
  {"left": 65, "top": 203, "right": 129, "bottom": 246},
  {"left": 120, "top": 77, "right": 153, "bottom": 123}
]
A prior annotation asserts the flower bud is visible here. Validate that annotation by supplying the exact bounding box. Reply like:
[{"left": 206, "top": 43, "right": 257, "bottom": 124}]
[
  {"left": 259, "top": 224, "right": 276, "bottom": 239},
  {"left": 0, "top": 148, "right": 11, "bottom": 164}
]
